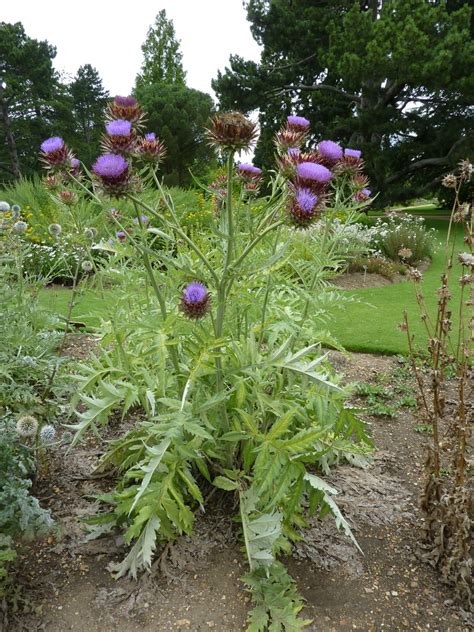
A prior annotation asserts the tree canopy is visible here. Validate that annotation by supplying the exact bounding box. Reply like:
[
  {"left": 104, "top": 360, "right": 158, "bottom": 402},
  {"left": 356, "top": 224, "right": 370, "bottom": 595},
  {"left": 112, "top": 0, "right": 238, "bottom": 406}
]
[
  {"left": 135, "top": 83, "right": 215, "bottom": 187},
  {"left": 213, "top": 0, "right": 474, "bottom": 203},
  {"left": 135, "top": 9, "right": 186, "bottom": 90}
]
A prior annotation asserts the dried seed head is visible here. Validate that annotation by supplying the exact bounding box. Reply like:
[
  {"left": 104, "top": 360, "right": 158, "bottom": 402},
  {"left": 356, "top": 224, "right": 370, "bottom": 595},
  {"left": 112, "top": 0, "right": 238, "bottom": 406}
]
[
  {"left": 442, "top": 173, "right": 457, "bottom": 189},
  {"left": 206, "top": 111, "right": 258, "bottom": 153},
  {"left": 16, "top": 415, "right": 38, "bottom": 437}
]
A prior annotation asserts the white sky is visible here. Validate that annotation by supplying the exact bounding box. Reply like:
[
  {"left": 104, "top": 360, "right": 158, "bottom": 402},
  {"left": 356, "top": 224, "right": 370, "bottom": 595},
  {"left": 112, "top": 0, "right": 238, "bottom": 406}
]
[{"left": 1, "top": 0, "right": 262, "bottom": 98}]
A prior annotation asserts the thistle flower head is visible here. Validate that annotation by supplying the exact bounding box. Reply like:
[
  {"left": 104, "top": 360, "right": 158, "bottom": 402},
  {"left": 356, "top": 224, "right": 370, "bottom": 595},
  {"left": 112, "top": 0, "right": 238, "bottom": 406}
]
[
  {"left": 16, "top": 415, "right": 38, "bottom": 438},
  {"left": 92, "top": 154, "right": 131, "bottom": 196},
  {"left": 106, "top": 119, "right": 132, "bottom": 137},
  {"left": 353, "top": 188, "right": 371, "bottom": 202},
  {"left": 133, "top": 215, "right": 149, "bottom": 226},
  {"left": 0, "top": 202, "right": 10, "bottom": 212},
  {"left": 237, "top": 163, "right": 262, "bottom": 177},
  {"left": 317, "top": 140, "right": 343, "bottom": 163},
  {"left": 458, "top": 252, "right": 474, "bottom": 267},
  {"left": 107, "top": 95, "right": 144, "bottom": 125},
  {"left": 458, "top": 159, "right": 473, "bottom": 180},
  {"left": 39, "top": 425, "right": 56, "bottom": 444},
  {"left": 116, "top": 230, "right": 127, "bottom": 242},
  {"left": 287, "top": 115, "right": 310, "bottom": 131},
  {"left": 288, "top": 188, "right": 321, "bottom": 227},
  {"left": 81, "top": 260, "right": 94, "bottom": 272},
  {"left": 40, "top": 136, "right": 71, "bottom": 169},
  {"left": 288, "top": 148, "right": 300, "bottom": 158},
  {"left": 48, "top": 223, "right": 62, "bottom": 237},
  {"left": 442, "top": 173, "right": 457, "bottom": 189},
  {"left": 13, "top": 220, "right": 27, "bottom": 235},
  {"left": 345, "top": 148, "right": 362, "bottom": 159},
  {"left": 58, "top": 190, "right": 76, "bottom": 206},
  {"left": 206, "top": 111, "right": 258, "bottom": 153},
  {"left": 135, "top": 134, "right": 166, "bottom": 163},
  {"left": 296, "top": 162, "right": 332, "bottom": 185},
  {"left": 180, "top": 281, "right": 211, "bottom": 319}
]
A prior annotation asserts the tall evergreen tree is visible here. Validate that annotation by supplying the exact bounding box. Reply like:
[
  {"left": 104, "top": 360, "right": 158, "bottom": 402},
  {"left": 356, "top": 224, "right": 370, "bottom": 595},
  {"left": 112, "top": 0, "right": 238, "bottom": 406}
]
[
  {"left": 135, "top": 10, "right": 186, "bottom": 90},
  {"left": 0, "top": 22, "right": 59, "bottom": 181},
  {"left": 213, "top": 0, "right": 474, "bottom": 203},
  {"left": 69, "top": 64, "right": 109, "bottom": 166}
]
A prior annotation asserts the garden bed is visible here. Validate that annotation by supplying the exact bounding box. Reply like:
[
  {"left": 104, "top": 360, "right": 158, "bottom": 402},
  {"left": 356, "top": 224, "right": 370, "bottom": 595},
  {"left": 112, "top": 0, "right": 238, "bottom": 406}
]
[{"left": 8, "top": 351, "right": 471, "bottom": 632}]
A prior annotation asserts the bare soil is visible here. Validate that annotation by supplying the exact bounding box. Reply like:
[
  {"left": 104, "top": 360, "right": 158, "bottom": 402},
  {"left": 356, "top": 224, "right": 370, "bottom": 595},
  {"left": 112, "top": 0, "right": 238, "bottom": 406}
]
[{"left": 4, "top": 350, "right": 472, "bottom": 632}]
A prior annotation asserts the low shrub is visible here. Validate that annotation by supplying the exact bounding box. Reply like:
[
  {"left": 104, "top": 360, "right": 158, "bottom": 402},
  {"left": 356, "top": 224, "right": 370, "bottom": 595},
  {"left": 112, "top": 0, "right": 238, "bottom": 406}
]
[{"left": 370, "top": 213, "right": 436, "bottom": 263}]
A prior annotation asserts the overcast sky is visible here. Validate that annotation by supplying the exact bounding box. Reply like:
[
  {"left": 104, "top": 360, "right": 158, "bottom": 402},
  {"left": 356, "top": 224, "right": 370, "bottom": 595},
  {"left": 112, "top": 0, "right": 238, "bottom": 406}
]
[{"left": 1, "top": 0, "right": 262, "bottom": 98}]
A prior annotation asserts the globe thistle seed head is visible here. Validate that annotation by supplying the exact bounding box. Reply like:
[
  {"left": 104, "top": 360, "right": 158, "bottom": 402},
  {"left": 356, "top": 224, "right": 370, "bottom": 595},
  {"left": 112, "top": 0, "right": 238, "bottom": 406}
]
[
  {"left": 58, "top": 190, "right": 76, "bottom": 206},
  {"left": 48, "top": 223, "right": 62, "bottom": 237},
  {"left": 116, "top": 230, "right": 127, "bottom": 242},
  {"left": 81, "top": 260, "right": 94, "bottom": 272},
  {"left": 92, "top": 154, "right": 131, "bottom": 196},
  {"left": 206, "top": 111, "right": 258, "bottom": 153},
  {"left": 40, "top": 136, "right": 71, "bottom": 169},
  {"left": 288, "top": 188, "right": 321, "bottom": 227},
  {"left": 84, "top": 227, "right": 98, "bottom": 240},
  {"left": 296, "top": 162, "right": 332, "bottom": 190},
  {"left": 16, "top": 415, "right": 38, "bottom": 438},
  {"left": 13, "top": 220, "right": 28, "bottom": 235},
  {"left": 180, "top": 281, "right": 211, "bottom": 319},
  {"left": 135, "top": 135, "right": 167, "bottom": 163},
  {"left": 107, "top": 95, "right": 144, "bottom": 125},
  {"left": 317, "top": 140, "right": 343, "bottom": 164},
  {"left": 287, "top": 115, "right": 310, "bottom": 132},
  {"left": 11, "top": 204, "right": 21, "bottom": 217},
  {"left": 39, "top": 425, "right": 56, "bottom": 444},
  {"left": 0, "top": 201, "right": 11, "bottom": 212},
  {"left": 442, "top": 173, "right": 457, "bottom": 189}
]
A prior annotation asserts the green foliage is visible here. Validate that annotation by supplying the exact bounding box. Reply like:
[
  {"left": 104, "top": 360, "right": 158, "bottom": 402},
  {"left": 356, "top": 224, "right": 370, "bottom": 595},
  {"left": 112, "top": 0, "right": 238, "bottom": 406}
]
[
  {"left": 69, "top": 64, "right": 109, "bottom": 166},
  {"left": 371, "top": 214, "right": 437, "bottom": 263},
  {"left": 0, "top": 418, "right": 54, "bottom": 596},
  {"left": 213, "top": 0, "right": 474, "bottom": 203},
  {"left": 135, "top": 83, "right": 216, "bottom": 186},
  {"left": 135, "top": 9, "right": 186, "bottom": 89},
  {"left": 348, "top": 255, "right": 406, "bottom": 280},
  {"left": 354, "top": 367, "right": 417, "bottom": 417}
]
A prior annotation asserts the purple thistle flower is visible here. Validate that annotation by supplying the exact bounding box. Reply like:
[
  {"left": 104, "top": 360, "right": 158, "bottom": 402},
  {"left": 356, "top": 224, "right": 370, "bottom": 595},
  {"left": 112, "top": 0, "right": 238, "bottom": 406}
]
[
  {"left": 296, "top": 162, "right": 332, "bottom": 184},
  {"left": 114, "top": 95, "right": 137, "bottom": 107},
  {"left": 288, "top": 148, "right": 300, "bottom": 158},
  {"left": 93, "top": 154, "right": 130, "bottom": 196},
  {"left": 145, "top": 132, "right": 156, "bottom": 141},
  {"left": 70, "top": 158, "right": 80, "bottom": 169},
  {"left": 289, "top": 188, "right": 321, "bottom": 227},
  {"left": 362, "top": 188, "right": 371, "bottom": 197},
  {"left": 41, "top": 137, "right": 65, "bottom": 154},
  {"left": 295, "top": 188, "right": 318, "bottom": 214},
  {"left": 237, "top": 163, "right": 262, "bottom": 176},
  {"left": 93, "top": 154, "right": 128, "bottom": 178},
  {"left": 287, "top": 115, "right": 310, "bottom": 130},
  {"left": 106, "top": 119, "right": 132, "bottom": 137},
  {"left": 345, "top": 148, "right": 362, "bottom": 159},
  {"left": 317, "top": 140, "right": 343, "bottom": 162},
  {"left": 133, "top": 215, "right": 149, "bottom": 225},
  {"left": 180, "top": 281, "right": 211, "bottom": 319},
  {"left": 353, "top": 188, "right": 372, "bottom": 202},
  {"left": 116, "top": 231, "right": 127, "bottom": 242}
]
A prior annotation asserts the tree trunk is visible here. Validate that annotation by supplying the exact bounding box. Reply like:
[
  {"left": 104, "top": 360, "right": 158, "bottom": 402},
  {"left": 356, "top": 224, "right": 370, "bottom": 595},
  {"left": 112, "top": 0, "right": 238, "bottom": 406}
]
[{"left": 1, "top": 98, "right": 21, "bottom": 179}]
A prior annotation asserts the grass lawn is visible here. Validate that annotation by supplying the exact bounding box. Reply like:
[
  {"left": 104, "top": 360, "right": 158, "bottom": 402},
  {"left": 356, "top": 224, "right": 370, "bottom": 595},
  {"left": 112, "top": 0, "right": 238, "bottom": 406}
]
[
  {"left": 38, "top": 219, "right": 465, "bottom": 356},
  {"left": 329, "top": 219, "right": 464, "bottom": 354}
]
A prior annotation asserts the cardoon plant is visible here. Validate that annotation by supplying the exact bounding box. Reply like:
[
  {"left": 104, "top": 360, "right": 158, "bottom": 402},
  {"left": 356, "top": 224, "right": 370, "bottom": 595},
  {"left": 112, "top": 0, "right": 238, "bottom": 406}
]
[{"left": 63, "top": 98, "right": 375, "bottom": 630}]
